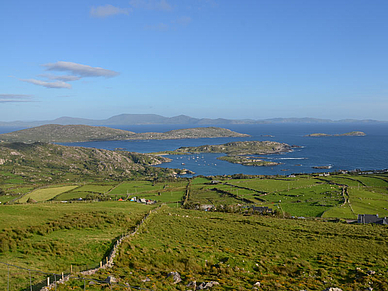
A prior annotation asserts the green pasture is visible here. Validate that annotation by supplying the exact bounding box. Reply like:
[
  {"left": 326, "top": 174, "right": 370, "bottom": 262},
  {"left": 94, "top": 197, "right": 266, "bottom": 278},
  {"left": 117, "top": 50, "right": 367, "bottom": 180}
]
[
  {"left": 226, "top": 176, "right": 322, "bottom": 193},
  {"left": 88, "top": 207, "right": 388, "bottom": 291},
  {"left": 0, "top": 201, "right": 154, "bottom": 290},
  {"left": 18, "top": 185, "right": 78, "bottom": 203},
  {"left": 109, "top": 181, "right": 165, "bottom": 195},
  {"left": 69, "top": 184, "right": 116, "bottom": 193},
  {"left": 350, "top": 175, "right": 388, "bottom": 187},
  {"left": 0, "top": 195, "right": 15, "bottom": 204},
  {"left": 3, "top": 184, "right": 35, "bottom": 196},
  {"left": 322, "top": 203, "right": 355, "bottom": 219},
  {"left": 53, "top": 183, "right": 118, "bottom": 201},
  {"left": 187, "top": 184, "right": 241, "bottom": 206}
]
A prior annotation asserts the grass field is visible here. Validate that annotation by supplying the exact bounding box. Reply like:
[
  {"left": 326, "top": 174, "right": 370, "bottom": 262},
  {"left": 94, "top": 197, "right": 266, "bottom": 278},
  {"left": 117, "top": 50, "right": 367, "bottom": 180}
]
[
  {"left": 73, "top": 206, "right": 388, "bottom": 290},
  {"left": 1, "top": 173, "right": 388, "bottom": 290},
  {"left": 0, "top": 201, "right": 155, "bottom": 290},
  {"left": 18, "top": 185, "right": 79, "bottom": 203},
  {"left": 53, "top": 184, "right": 117, "bottom": 201}
]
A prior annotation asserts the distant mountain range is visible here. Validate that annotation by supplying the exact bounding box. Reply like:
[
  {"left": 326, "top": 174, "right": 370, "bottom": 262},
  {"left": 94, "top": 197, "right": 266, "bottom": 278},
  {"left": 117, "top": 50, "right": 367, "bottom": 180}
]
[{"left": 0, "top": 114, "right": 386, "bottom": 127}]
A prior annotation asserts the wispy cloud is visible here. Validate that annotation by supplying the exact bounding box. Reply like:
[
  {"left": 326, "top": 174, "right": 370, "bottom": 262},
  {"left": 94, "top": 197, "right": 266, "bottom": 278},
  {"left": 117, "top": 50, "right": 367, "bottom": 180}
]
[
  {"left": 20, "top": 79, "right": 72, "bottom": 89},
  {"left": 130, "top": 0, "right": 172, "bottom": 11},
  {"left": 39, "top": 74, "right": 81, "bottom": 82},
  {"left": 0, "top": 94, "right": 33, "bottom": 103},
  {"left": 43, "top": 61, "right": 120, "bottom": 78},
  {"left": 90, "top": 4, "right": 131, "bottom": 18}
]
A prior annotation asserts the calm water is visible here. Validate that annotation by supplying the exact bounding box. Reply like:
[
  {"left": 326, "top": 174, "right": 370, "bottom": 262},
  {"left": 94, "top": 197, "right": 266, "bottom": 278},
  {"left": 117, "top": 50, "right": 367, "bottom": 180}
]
[{"left": 2, "top": 123, "right": 387, "bottom": 176}]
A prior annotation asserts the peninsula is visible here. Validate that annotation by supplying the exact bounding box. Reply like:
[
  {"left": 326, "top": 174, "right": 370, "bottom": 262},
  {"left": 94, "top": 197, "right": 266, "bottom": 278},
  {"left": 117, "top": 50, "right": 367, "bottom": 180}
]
[
  {"left": 0, "top": 125, "right": 249, "bottom": 143},
  {"left": 158, "top": 141, "right": 294, "bottom": 167},
  {"left": 0, "top": 142, "right": 176, "bottom": 182},
  {"left": 305, "top": 131, "right": 366, "bottom": 137}
]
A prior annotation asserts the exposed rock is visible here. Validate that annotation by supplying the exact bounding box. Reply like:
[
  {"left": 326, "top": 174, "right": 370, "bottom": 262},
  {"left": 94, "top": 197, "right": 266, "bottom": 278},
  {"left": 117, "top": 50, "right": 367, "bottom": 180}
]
[
  {"left": 323, "top": 288, "right": 343, "bottom": 291},
  {"left": 167, "top": 271, "right": 182, "bottom": 284},
  {"left": 196, "top": 281, "right": 219, "bottom": 289},
  {"left": 105, "top": 276, "right": 117, "bottom": 284},
  {"left": 252, "top": 281, "right": 261, "bottom": 289},
  {"left": 367, "top": 270, "right": 376, "bottom": 275},
  {"left": 186, "top": 281, "right": 197, "bottom": 289},
  {"left": 141, "top": 277, "right": 151, "bottom": 282}
]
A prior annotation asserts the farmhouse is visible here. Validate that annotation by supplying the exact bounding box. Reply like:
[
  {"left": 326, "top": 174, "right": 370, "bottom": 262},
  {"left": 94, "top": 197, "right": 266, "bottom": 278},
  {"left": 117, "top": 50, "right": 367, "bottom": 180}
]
[{"left": 357, "top": 214, "right": 388, "bottom": 224}]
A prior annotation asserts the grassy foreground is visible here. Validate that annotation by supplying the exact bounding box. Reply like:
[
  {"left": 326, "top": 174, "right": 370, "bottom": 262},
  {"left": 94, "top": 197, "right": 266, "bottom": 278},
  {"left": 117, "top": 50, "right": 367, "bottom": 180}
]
[
  {"left": 70, "top": 206, "right": 388, "bottom": 290},
  {"left": 0, "top": 201, "right": 154, "bottom": 290},
  {"left": 1, "top": 173, "right": 388, "bottom": 290}
]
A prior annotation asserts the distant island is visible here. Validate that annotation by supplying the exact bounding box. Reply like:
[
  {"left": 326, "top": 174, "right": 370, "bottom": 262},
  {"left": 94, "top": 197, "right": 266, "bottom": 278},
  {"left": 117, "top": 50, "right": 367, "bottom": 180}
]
[
  {"left": 0, "top": 124, "right": 249, "bottom": 143},
  {"left": 305, "top": 131, "right": 366, "bottom": 137},
  {"left": 156, "top": 141, "right": 294, "bottom": 167},
  {"left": 0, "top": 114, "right": 386, "bottom": 127}
]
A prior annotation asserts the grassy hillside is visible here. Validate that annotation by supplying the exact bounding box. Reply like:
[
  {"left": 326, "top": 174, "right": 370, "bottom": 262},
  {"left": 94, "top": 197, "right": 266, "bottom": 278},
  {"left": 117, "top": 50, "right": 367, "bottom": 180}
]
[
  {"left": 0, "top": 201, "right": 154, "bottom": 290},
  {"left": 0, "top": 124, "right": 135, "bottom": 143},
  {"left": 0, "top": 142, "right": 173, "bottom": 186},
  {"left": 64, "top": 207, "right": 388, "bottom": 290},
  {"left": 129, "top": 127, "right": 249, "bottom": 140},
  {"left": 1, "top": 173, "right": 388, "bottom": 290},
  {"left": 0, "top": 125, "right": 249, "bottom": 143}
]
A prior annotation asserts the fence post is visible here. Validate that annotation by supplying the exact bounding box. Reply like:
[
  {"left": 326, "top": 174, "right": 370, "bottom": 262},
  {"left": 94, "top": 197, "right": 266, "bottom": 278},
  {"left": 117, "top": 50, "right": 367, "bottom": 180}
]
[
  {"left": 54, "top": 274, "right": 57, "bottom": 291},
  {"left": 29, "top": 270, "right": 32, "bottom": 291},
  {"left": 47, "top": 277, "right": 50, "bottom": 287}
]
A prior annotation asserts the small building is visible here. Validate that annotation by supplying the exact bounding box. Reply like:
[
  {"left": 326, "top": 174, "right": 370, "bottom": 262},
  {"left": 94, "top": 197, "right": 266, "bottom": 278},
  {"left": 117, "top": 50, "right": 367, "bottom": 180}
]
[
  {"left": 358, "top": 214, "right": 388, "bottom": 225},
  {"left": 252, "top": 206, "right": 273, "bottom": 214}
]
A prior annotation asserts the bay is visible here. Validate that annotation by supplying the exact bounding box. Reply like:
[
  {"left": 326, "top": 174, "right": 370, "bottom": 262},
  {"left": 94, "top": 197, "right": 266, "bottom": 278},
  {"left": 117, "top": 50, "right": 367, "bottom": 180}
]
[{"left": 53, "top": 123, "right": 388, "bottom": 176}]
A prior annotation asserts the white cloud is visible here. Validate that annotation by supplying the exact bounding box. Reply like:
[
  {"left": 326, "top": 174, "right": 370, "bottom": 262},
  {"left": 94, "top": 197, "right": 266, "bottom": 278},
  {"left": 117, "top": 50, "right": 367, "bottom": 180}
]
[
  {"left": 39, "top": 74, "right": 81, "bottom": 82},
  {"left": 0, "top": 94, "right": 33, "bottom": 103},
  {"left": 130, "top": 0, "right": 172, "bottom": 11},
  {"left": 20, "top": 79, "right": 72, "bottom": 89},
  {"left": 42, "top": 61, "right": 120, "bottom": 78},
  {"left": 90, "top": 4, "right": 131, "bottom": 18}
]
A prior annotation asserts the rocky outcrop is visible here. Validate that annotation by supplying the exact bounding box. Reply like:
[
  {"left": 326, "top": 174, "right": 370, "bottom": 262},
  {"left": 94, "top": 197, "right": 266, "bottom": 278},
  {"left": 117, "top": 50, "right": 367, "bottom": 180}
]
[
  {"left": 167, "top": 271, "right": 182, "bottom": 284},
  {"left": 196, "top": 281, "right": 220, "bottom": 289}
]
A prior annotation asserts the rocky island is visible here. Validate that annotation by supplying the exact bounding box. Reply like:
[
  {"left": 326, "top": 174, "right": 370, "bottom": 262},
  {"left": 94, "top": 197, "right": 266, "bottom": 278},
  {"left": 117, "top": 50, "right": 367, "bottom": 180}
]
[
  {"left": 0, "top": 125, "right": 249, "bottom": 143},
  {"left": 157, "top": 141, "right": 295, "bottom": 167},
  {"left": 306, "top": 131, "right": 366, "bottom": 137}
]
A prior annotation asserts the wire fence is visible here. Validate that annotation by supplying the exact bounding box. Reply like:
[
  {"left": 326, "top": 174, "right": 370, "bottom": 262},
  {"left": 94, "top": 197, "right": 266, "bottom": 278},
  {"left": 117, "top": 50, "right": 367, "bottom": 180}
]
[
  {"left": 0, "top": 261, "right": 150, "bottom": 290},
  {"left": 0, "top": 205, "right": 164, "bottom": 291}
]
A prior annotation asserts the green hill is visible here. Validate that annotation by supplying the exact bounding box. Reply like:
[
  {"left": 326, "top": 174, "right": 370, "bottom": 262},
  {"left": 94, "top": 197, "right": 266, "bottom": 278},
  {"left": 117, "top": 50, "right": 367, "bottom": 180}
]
[
  {"left": 0, "top": 142, "right": 173, "bottom": 183},
  {"left": 0, "top": 125, "right": 249, "bottom": 143},
  {"left": 0, "top": 124, "right": 135, "bottom": 143}
]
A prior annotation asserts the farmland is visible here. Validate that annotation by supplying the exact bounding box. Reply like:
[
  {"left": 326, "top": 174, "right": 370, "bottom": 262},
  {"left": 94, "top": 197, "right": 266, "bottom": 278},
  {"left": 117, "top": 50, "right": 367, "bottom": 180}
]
[
  {"left": 0, "top": 172, "right": 388, "bottom": 290},
  {"left": 104, "top": 207, "right": 388, "bottom": 290}
]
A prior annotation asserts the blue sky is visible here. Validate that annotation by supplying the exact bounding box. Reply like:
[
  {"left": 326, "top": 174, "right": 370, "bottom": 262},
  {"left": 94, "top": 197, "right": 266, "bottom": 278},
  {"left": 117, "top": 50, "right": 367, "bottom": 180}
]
[{"left": 1, "top": 0, "right": 388, "bottom": 121}]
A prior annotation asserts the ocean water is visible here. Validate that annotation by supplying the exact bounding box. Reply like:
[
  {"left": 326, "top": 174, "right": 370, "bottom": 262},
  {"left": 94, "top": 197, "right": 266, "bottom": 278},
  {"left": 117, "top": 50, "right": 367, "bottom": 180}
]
[{"left": 2, "top": 123, "right": 387, "bottom": 176}]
